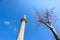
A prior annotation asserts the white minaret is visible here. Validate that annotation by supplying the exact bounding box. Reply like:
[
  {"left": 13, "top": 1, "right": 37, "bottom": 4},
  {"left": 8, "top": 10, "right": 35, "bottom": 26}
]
[{"left": 17, "top": 15, "right": 26, "bottom": 40}]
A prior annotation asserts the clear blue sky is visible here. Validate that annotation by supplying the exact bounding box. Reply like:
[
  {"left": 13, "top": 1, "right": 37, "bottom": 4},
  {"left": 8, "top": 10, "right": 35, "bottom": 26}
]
[{"left": 0, "top": 0, "right": 60, "bottom": 40}]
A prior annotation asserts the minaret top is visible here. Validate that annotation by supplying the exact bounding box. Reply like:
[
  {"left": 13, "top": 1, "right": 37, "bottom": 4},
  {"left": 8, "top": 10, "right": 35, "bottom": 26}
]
[
  {"left": 21, "top": 15, "right": 26, "bottom": 22},
  {"left": 24, "top": 15, "right": 26, "bottom": 20}
]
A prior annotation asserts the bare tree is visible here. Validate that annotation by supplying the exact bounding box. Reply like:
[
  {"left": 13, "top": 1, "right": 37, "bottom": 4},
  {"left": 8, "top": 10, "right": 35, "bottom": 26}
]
[{"left": 34, "top": 8, "right": 60, "bottom": 40}]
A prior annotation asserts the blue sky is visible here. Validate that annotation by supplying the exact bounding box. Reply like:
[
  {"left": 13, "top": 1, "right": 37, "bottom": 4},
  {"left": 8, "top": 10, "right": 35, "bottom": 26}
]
[{"left": 0, "top": 0, "right": 60, "bottom": 40}]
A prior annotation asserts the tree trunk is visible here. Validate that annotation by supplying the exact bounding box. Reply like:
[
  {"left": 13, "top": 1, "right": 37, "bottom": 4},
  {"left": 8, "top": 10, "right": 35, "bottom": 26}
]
[
  {"left": 46, "top": 23, "right": 59, "bottom": 40},
  {"left": 49, "top": 27, "right": 58, "bottom": 40}
]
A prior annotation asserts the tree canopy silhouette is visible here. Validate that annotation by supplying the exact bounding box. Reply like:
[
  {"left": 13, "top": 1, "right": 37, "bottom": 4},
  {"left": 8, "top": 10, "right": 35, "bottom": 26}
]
[{"left": 34, "top": 8, "right": 60, "bottom": 40}]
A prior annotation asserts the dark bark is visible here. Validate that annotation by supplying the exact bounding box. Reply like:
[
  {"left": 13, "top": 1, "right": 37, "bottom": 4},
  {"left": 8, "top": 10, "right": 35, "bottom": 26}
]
[
  {"left": 49, "top": 27, "right": 58, "bottom": 40},
  {"left": 45, "top": 23, "right": 59, "bottom": 40}
]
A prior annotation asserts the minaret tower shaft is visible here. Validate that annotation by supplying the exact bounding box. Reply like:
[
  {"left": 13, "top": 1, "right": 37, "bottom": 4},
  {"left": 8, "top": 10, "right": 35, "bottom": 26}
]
[{"left": 17, "top": 15, "right": 26, "bottom": 40}]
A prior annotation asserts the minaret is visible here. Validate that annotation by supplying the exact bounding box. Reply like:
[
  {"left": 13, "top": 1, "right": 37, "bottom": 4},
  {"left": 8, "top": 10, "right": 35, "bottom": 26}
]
[{"left": 17, "top": 15, "right": 26, "bottom": 40}]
